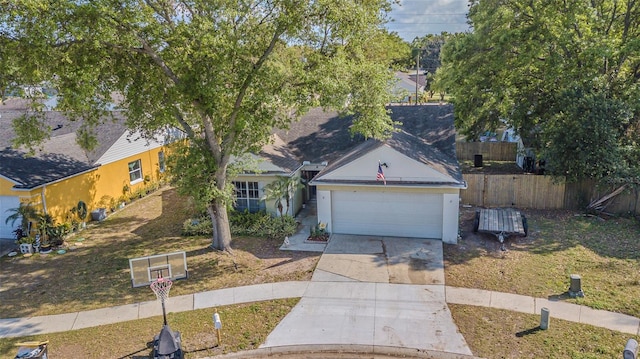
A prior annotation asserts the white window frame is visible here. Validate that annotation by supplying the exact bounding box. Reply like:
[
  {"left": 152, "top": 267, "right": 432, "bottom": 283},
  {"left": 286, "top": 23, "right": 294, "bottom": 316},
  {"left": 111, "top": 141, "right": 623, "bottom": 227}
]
[
  {"left": 233, "top": 181, "right": 263, "bottom": 212},
  {"left": 128, "top": 159, "right": 143, "bottom": 184}
]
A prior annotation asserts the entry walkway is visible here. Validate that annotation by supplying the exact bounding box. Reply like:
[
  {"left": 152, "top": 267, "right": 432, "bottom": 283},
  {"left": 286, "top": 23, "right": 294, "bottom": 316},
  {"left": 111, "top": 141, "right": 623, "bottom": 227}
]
[{"left": 1, "top": 284, "right": 638, "bottom": 338}]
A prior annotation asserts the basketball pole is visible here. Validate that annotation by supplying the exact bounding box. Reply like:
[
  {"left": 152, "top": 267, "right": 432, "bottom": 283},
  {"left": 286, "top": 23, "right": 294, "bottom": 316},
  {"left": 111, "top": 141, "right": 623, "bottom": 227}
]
[{"left": 161, "top": 297, "right": 168, "bottom": 326}]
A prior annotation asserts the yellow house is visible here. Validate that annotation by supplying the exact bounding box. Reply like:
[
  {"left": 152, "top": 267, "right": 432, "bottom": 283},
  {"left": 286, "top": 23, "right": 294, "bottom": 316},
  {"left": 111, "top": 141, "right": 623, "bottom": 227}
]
[{"left": 0, "top": 99, "right": 170, "bottom": 238}]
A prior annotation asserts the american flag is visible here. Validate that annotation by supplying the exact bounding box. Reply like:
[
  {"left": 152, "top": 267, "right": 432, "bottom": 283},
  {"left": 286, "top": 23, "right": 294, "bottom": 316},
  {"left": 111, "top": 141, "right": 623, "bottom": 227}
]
[{"left": 377, "top": 162, "right": 386, "bottom": 185}]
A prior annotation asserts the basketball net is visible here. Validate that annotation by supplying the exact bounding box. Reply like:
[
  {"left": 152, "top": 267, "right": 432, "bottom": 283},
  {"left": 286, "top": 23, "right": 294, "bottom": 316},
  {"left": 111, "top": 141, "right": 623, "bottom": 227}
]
[{"left": 150, "top": 276, "right": 173, "bottom": 302}]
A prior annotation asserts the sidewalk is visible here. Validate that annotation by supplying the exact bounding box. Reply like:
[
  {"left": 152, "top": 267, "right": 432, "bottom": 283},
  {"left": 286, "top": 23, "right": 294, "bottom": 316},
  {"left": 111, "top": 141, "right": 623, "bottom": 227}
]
[{"left": 1, "top": 284, "right": 638, "bottom": 338}]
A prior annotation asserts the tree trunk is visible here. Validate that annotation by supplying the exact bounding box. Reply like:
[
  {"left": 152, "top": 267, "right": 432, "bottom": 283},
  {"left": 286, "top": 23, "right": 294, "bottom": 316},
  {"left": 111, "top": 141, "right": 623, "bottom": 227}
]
[
  {"left": 206, "top": 205, "right": 220, "bottom": 249},
  {"left": 208, "top": 198, "right": 232, "bottom": 251}
]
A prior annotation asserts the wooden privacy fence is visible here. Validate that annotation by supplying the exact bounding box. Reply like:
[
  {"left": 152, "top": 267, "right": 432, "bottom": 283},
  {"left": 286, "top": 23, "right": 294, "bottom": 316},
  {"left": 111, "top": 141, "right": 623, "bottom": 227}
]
[
  {"left": 456, "top": 142, "right": 517, "bottom": 161},
  {"left": 462, "top": 174, "right": 566, "bottom": 209},
  {"left": 462, "top": 174, "right": 640, "bottom": 215}
]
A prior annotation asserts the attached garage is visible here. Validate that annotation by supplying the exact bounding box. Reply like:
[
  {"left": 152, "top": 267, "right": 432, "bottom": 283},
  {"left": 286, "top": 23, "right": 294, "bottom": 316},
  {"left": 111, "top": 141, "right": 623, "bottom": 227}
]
[
  {"left": 0, "top": 196, "right": 20, "bottom": 239},
  {"left": 331, "top": 190, "right": 443, "bottom": 238}
]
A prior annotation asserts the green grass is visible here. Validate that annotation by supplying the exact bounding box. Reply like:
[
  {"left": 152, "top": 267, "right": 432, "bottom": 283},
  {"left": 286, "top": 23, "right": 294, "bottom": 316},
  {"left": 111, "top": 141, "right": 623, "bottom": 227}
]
[
  {"left": 450, "top": 304, "right": 638, "bottom": 359},
  {"left": 0, "top": 299, "right": 298, "bottom": 359},
  {"left": 447, "top": 209, "right": 640, "bottom": 317}
]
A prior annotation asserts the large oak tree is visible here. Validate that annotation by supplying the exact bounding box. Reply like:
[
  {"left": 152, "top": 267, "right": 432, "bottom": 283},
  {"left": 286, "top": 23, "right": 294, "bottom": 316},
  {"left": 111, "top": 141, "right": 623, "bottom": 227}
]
[
  {"left": 435, "top": 0, "right": 640, "bottom": 185},
  {"left": 1, "top": 1, "right": 398, "bottom": 251}
]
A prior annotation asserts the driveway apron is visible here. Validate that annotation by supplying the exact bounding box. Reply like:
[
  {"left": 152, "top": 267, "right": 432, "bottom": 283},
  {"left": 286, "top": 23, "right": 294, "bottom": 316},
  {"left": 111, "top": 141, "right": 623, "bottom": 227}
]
[{"left": 261, "top": 234, "right": 472, "bottom": 356}]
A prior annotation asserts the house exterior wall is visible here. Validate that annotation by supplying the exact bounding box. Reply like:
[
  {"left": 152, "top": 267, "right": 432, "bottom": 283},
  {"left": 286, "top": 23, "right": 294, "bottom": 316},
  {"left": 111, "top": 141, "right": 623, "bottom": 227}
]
[
  {"left": 232, "top": 170, "right": 304, "bottom": 217},
  {"left": 319, "top": 146, "right": 455, "bottom": 183},
  {"left": 19, "top": 146, "right": 167, "bottom": 226},
  {"left": 40, "top": 169, "right": 100, "bottom": 223},
  {"left": 92, "top": 147, "right": 166, "bottom": 209},
  {"left": 442, "top": 193, "right": 460, "bottom": 244},
  {"left": 0, "top": 176, "right": 18, "bottom": 195}
]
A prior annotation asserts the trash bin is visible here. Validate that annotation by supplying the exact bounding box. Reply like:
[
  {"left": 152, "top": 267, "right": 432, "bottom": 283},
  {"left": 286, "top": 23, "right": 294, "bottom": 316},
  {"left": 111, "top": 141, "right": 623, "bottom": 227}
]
[
  {"left": 523, "top": 156, "right": 535, "bottom": 173},
  {"left": 15, "top": 344, "right": 48, "bottom": 359},
  {"left": 91, "top": 208, "right": 107, "bottom": 221},
  {"left": 474, "top": 154, "right": 483, "bottom": 167}
]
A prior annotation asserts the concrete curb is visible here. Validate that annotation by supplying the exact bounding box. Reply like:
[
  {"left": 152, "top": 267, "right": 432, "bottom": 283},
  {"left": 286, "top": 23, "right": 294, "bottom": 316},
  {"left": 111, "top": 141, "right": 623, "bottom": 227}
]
[{"left": 203, "top": 344, "right": 484, "bottom": 358}]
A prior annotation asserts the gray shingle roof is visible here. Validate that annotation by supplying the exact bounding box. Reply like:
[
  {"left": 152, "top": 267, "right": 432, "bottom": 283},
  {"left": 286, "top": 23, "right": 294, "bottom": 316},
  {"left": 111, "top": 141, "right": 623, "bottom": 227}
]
[
  {"left": 295, "top": 104, "right": 463, "bottom": 186},
  {"left": 0, "top": 100, "right": 128, "bottom": 189}
]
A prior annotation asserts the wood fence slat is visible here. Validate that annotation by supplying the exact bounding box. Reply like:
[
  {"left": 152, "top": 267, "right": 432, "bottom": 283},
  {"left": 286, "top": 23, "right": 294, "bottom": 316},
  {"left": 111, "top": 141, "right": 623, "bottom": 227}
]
[
  {"left": 461, "top": 173, "right": 638, "bottom": 215},
  {"left": 456, "top": 142, "right": 517, "bottom": 161}
]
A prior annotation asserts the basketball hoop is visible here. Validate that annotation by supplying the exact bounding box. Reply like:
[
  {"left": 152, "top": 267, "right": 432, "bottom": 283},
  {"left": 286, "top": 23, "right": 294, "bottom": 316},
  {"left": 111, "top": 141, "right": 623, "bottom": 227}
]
[
  {"left": 150, "top": 276, "right": 173, "bottom": 326},
  {"left": 150, "top": 276, "right": 173, "bottom": 302}
]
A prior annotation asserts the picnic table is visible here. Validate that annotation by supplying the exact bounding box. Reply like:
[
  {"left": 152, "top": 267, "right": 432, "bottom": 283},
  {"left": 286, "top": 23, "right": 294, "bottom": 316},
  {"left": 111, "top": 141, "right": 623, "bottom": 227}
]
[{"left": 473, "top": 208, "right": 527, "bottom": 249}]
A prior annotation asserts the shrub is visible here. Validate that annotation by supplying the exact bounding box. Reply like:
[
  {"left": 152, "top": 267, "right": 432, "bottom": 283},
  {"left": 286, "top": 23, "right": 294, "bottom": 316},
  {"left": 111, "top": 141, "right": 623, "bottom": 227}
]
[
  {"left": 183, "top": 211, "right": 297, "bottom": 239},
  {"left": 182, "top": 216, "right": 213, "bottom": 236}
]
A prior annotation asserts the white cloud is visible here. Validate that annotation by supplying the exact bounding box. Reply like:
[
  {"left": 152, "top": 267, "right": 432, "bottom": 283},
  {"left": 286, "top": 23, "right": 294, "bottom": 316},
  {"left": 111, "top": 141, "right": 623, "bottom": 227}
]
[{"left": 386, "top": 0, "right": 470, "bottom": 41}]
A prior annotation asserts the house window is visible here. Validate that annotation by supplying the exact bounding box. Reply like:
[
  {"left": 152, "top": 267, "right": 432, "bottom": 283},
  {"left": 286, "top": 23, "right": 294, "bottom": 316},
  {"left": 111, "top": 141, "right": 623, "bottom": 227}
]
[
  {"left": 128, "top": 159, "right": 143, "bottom": 183},
  {"left": 233, "top": 181, "right": 263, "bottom": 213},
  {"left": 158, "top": 151, "right": 166, "bottom": 173}
]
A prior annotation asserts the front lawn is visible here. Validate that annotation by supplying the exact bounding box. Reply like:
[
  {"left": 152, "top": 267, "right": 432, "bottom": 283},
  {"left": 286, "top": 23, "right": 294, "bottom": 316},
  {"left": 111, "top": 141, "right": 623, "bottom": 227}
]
[
  {"left": 450, "top": 304, "right": 637, "bottom": 359},
  {"left": 0, "top": 187, "right": 320, "bottom": 318},
  {"left": 0, "top": 299, "right": 297, "bottom": 358},
  {"left": 446, "top": 207, "right": 640, "bottom": 317}
]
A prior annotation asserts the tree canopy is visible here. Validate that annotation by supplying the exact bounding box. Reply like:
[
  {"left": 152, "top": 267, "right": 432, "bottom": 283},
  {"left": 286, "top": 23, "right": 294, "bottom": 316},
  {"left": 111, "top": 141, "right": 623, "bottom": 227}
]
[
  {"left": 435, "top": 0, "right": 640, "bottom": 185},
  {"left": 1, "top": 0, "right": 397, "bottom": 250}
]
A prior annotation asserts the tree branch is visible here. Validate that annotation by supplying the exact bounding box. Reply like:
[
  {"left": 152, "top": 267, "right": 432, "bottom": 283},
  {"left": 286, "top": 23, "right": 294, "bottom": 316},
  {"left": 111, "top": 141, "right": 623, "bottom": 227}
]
[
  {"left": 221, "top": 24, "right": 287, "bottom": 157},
  {"left": 143, "top": 0, "right": 175, "bottom": 29}
]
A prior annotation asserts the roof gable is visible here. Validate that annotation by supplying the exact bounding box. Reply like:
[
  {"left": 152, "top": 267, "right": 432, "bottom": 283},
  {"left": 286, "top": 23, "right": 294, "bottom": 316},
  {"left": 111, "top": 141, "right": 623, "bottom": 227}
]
[
  {"left": 315, "top": 145, "right": 458, "bottom": 184},
  {"left": 298, "top": 104, "right": 463, "bottom": 186}
]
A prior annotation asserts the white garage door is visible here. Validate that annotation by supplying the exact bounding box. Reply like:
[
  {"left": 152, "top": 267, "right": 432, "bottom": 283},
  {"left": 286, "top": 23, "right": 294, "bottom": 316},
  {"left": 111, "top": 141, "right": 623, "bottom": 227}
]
[
  {"left": 331, "top": 191, "right": 443, "bottom": 239},
  {"left": 0, "top": 196, "right": 21, "bottom": 239}
]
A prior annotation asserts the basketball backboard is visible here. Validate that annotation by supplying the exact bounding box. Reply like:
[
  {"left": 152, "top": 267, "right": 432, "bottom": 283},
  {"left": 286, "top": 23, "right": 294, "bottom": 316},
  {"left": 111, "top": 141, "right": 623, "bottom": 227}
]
[{"left": 129, "top": 251, "right": 188, "bottom": 288}]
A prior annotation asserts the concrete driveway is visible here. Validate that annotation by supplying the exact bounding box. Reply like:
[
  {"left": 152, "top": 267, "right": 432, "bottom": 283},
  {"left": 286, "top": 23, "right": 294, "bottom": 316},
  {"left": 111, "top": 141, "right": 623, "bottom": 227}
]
[
  {"left": 262, "top": 234, "right": 473, "bottom": 357},
  {"left": 312, "top": 234, "right": 445, "bottom": 284}
]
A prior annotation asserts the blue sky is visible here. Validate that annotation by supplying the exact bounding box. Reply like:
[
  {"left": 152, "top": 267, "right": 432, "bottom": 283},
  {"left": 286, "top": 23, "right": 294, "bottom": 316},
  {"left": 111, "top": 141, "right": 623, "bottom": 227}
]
[{"left": 386, "top": 0, "right": 471, "bottom": 41}]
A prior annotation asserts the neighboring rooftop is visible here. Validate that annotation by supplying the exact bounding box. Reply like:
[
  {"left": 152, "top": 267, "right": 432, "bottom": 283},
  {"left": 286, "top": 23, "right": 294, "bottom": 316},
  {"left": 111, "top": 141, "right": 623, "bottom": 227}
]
[{"left": 0, "top": 99, "right": 128, "bottom": 188}]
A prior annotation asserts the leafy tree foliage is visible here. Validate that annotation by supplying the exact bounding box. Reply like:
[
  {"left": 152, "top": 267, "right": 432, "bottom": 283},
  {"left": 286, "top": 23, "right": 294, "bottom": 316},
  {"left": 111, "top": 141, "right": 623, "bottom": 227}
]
[
  {"left": 1, "top": 0, "right": 397, "bottom": 251},
  {"left": 411, "top": 33, "right": 452, "bottom": 99},
  {"left": 362, "top": 30, "right": 412, "bottom": 69},
  {"left": 436, "top": 0, "right": 640, "bottom": 185},
  {"left": 411, "top": 33, "right": 450, "bottom": 75}
]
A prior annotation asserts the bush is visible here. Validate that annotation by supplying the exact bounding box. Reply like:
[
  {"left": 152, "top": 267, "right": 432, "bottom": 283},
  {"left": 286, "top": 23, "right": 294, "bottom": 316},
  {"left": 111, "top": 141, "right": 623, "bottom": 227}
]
[
  {"left": 183, "top": 211, "right": 297, "bottom": 239},
  {"left": 182, "top": 216, "right": 213, "bottom": 236}
]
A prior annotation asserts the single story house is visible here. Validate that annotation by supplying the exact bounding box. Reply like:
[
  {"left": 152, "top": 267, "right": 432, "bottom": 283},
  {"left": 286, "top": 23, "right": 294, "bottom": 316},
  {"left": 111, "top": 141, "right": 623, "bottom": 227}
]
[
  {"left": 238, "top": 104, "right": 466, "bottom": 244},
  {"left": 0, "top": 98, "right": 171, "bottom": 238}
]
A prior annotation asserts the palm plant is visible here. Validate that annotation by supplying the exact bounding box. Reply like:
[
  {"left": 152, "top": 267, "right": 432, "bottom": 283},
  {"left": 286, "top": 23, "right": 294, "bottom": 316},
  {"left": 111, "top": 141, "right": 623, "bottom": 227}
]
[
  {"left": 262, "top": 178, "right": 287, "bottom": 217},
  {"left": 4, "top": 202, "right": 39, "bottom": 234},
  {"left": 262, "top": 175, "right": 304, "bottom": 217}
]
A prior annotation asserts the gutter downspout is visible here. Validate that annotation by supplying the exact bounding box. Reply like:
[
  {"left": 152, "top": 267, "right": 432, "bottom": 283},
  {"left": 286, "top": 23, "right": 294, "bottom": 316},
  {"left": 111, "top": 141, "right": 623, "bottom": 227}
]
[{"left": 41, "top": 185, "right": 48, "bottom": 214}]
